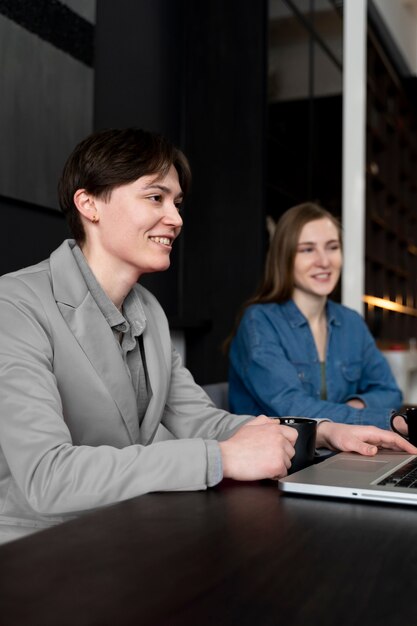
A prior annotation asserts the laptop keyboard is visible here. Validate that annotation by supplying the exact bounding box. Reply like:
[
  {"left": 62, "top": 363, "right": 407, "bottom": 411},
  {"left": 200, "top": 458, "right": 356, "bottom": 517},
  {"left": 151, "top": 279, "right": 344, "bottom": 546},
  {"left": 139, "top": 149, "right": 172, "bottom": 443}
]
[{"left": 378, "top": 457, "right": 417, "bottom": 488}]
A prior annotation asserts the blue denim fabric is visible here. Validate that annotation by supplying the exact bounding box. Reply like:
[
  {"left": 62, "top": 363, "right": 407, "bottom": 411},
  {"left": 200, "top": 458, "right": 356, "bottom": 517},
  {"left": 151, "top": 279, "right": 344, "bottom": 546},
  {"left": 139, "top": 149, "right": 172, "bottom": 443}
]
[{"left": 228, "top": 300, "right": 402, "bottom": 429}]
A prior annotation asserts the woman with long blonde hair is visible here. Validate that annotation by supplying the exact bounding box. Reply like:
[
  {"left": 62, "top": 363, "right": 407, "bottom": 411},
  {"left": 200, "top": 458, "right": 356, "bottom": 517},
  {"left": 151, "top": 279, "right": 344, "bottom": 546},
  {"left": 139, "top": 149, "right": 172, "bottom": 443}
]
[{"left": 227, "top": 202, "right": 402, "bottom": 428}]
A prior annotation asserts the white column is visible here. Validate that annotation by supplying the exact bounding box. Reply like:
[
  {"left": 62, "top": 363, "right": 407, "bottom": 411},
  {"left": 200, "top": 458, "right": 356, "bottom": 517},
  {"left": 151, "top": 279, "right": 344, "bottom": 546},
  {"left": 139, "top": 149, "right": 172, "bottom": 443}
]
[{"left": 342, "top": 0, "right": 367, "bottom": 314}]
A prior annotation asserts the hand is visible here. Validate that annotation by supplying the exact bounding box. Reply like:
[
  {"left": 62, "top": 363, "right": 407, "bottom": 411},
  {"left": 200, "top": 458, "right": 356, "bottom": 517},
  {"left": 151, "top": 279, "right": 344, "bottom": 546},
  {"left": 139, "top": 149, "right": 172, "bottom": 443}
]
[
  {"left": 245, "top": 414, "right": 277, "bottom": 426},
  {"left": 346, "top": 398, "right": 365, "bottom": 409},
  {"left": 391, "top": 414, "right": 408, "bottom": 436},
  {"left": 219, "top": 417, "right": 298, "bottom": 481},
  {"left": 316, "top": 422, "right": 417, "bottom": 456}
]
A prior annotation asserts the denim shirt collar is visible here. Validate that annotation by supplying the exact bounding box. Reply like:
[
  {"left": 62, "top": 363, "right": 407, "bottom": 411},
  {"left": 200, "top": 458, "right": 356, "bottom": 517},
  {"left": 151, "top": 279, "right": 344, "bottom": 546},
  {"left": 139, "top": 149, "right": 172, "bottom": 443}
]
[{"left": 281, "top": 299, "right": 342, "bottom": 328}]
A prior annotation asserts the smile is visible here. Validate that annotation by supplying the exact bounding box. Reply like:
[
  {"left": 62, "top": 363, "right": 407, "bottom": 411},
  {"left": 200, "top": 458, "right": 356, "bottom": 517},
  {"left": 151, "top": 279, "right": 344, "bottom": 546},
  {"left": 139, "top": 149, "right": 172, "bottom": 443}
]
[
  {"left": 149, "top": 236, "right": 172, "bottom": 246},
  {"left": 312, "top": 272, "right": 331, "bottom": 280}
]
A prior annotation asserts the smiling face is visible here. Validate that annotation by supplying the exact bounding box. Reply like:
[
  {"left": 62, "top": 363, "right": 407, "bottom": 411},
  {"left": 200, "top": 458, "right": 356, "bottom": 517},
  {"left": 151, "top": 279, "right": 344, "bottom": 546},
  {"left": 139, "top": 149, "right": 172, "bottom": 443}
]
[
  {"left": 292, "top": 217, "right": 342, "bottom": 302},
  {"left": 78, "top": 164, "right": 184, "bottom": 297}
]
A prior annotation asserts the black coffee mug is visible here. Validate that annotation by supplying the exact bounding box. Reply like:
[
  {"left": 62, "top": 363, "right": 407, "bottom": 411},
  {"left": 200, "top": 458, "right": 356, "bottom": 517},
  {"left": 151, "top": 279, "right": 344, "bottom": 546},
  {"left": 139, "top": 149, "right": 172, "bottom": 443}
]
[
  {"left": 391, "top": 407, "right": 417, "bottom": 445},
  {"left": 280, "top": 417, "right": 317, "bottom": 474}
]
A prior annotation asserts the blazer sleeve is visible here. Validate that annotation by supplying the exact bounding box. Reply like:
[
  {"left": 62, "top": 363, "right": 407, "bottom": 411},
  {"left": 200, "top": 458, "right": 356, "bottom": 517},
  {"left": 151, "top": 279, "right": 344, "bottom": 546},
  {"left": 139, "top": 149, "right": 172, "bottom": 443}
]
[
  {"left": 162, "top": 345, "right": 251, "bottom": 440},
  {"left": 0, "top": 276, "right": 249, "bottom": 518}
]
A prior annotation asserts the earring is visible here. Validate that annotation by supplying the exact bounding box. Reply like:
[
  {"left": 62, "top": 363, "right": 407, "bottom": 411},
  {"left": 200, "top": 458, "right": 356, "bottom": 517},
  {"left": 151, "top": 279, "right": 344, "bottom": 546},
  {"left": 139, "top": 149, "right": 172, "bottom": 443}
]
[{"left": 92, "top": 214, "right": 99, "bottom": 224}]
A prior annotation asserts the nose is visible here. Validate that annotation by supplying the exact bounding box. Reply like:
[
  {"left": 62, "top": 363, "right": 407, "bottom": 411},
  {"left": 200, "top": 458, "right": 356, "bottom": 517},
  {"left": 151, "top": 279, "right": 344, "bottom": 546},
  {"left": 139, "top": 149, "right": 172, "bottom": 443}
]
[
  {"left": 314, "top": 248, "right": 330, "bottom": 266},
  {"left": 163, "top": 201, "right": 183, "bottom": 228}
]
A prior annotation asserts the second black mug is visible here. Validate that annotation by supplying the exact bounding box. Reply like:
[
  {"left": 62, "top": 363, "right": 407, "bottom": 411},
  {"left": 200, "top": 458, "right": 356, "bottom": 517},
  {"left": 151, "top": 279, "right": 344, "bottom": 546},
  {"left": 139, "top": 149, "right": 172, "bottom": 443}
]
[{"left": 391, "top": 407, "right": 417, "bottom": 445}]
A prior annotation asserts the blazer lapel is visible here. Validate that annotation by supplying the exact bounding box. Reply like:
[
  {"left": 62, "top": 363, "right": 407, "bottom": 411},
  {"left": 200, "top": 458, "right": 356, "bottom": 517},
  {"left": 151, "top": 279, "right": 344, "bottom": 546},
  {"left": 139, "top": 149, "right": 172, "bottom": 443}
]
[
  {"left": 50, "top": 241, "right": 139, "bottom": 443},
  {"left": 140, "top": 307, "right": 170, "bottom": 445}
]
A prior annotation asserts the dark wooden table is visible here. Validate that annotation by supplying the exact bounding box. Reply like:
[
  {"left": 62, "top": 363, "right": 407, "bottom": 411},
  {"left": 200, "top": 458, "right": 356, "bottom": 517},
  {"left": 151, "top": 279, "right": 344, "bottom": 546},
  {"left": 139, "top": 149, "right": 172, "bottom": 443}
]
[{"left": 0, "top": 479, "right": 416, "bottom": 626}]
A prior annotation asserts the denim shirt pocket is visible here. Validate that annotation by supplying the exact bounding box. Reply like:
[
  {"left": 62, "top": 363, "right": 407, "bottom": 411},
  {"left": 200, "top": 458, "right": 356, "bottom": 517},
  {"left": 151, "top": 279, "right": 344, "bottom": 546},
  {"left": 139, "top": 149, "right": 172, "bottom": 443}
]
[
  {"left": 294, "top": 364, "right": 316, "bottom": 396},
  {"left": 340, "top": 361, "right": 362, "bottom": 395},
  {"left": 341, "top": 362, "right": 362, "bottom": 381}
]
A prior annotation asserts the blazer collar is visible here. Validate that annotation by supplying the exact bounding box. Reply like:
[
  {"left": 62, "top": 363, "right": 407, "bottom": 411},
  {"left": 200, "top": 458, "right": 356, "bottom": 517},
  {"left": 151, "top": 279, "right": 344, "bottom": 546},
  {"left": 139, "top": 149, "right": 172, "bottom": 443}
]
[{"left": 50, "top": 240, "right": 140, "bottom": 443}]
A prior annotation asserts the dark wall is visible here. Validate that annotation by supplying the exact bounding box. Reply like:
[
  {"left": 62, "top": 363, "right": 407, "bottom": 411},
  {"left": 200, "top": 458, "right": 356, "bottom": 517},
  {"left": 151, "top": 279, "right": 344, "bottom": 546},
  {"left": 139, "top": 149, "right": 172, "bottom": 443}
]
[
  {"left": 94, "top": 0, "right": 268, "bottom": 383},
  {"left": 267, "top": 95, "right": 343, "bottom": 219},
  {"left": 94, "top": 0, "right": 183, "bottom": 142},
  {"left": 94, "top": 0, "right": 186, "bottom": 322},
  {"left": 181, "top": 1, "right": 267, "bottom": 383},
  {"left": 0, "top": 196, "right": 69, "bottom": 276}
]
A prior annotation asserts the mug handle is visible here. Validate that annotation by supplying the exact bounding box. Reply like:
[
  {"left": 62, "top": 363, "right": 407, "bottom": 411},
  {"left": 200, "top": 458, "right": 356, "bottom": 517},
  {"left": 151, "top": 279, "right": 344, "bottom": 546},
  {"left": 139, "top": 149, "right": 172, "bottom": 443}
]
[{"left": 390, "top": 410, "right": 408, "bottom": 436}]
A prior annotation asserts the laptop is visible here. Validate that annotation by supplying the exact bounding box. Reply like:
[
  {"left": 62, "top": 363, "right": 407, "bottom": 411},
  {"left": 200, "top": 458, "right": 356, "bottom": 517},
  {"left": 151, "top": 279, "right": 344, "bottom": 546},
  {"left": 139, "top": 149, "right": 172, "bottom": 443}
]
[{"left": 279, "top": 451, "right": 417, "bottom": 506}]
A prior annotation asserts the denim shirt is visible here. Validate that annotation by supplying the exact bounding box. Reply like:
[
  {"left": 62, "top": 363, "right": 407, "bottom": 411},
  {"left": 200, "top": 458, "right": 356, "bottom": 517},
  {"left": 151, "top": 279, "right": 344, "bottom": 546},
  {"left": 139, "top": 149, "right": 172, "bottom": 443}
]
[{"left": 228, "top": 300, "right": 402, "bottom": 429}]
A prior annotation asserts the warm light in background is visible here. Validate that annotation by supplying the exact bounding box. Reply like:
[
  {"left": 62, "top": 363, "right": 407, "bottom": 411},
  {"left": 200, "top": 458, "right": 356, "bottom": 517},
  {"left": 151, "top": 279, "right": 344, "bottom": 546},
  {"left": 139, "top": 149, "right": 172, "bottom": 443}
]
[{"left": 363, "top": 295, "right": 417, "bottom": 317}]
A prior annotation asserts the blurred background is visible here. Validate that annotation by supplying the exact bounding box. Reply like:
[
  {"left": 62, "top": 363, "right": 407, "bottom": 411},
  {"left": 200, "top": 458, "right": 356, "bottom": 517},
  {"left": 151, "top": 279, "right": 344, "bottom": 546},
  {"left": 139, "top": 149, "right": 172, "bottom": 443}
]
[{"left": 1, "top": 0, "right": 417, "bottom": 392}]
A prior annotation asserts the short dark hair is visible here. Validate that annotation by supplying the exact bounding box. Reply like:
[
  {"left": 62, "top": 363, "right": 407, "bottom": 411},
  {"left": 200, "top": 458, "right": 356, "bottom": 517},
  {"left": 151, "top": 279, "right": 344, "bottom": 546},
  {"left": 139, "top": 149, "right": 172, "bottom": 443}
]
[{"left": 58, "top": 127, "right": 191, "bottom": 242}]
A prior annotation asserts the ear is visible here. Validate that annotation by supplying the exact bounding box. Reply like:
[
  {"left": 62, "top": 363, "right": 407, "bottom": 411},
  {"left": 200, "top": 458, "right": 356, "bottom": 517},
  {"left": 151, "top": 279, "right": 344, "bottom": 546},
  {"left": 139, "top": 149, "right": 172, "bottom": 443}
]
[{"left": 73, "top": 189, "right": 97, "bottom": 221}]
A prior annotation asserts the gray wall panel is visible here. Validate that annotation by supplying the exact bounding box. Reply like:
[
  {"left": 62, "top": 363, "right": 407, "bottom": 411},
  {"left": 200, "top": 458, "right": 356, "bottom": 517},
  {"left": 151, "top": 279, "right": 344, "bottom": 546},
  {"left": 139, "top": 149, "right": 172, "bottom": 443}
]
[
  {"left": 0, "top": 13, "right": 93, "bottom": 209},
  {"left": 60, "top": 0, "right": 95, "bottom": 23}
]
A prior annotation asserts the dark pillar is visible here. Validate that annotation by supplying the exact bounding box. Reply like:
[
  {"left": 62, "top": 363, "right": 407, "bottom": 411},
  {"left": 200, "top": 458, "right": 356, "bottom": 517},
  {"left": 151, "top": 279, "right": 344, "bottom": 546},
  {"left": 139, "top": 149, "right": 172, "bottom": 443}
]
[
  {"left": 94, "top": 0, "right": 185, "bottom": 319},
  {"left": 181, "top": 1, "right": 267, "bottom": 383},
  {"left": 94, "top": 0, "right": 267, "bottom": 383},
  {"left": 94, "top": 0, "right": 184, "bottom": 142}
]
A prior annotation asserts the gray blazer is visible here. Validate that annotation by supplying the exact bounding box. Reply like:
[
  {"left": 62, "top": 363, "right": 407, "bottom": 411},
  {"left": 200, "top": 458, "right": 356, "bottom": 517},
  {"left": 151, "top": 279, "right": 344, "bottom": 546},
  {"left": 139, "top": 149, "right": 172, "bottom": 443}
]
[{"left": 0, "top": 240, "right": 250, "bottom": 528}]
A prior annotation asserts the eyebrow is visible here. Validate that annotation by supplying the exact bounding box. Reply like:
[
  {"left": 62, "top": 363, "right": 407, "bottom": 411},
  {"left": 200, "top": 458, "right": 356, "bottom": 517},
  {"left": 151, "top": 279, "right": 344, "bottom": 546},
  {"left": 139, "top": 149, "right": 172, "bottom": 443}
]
[
  {"left": 142, "top": 182, "right": 183, "bottom": 199},
  {"left": 297, "top": 239, "right": 340, "bottom": 246}
]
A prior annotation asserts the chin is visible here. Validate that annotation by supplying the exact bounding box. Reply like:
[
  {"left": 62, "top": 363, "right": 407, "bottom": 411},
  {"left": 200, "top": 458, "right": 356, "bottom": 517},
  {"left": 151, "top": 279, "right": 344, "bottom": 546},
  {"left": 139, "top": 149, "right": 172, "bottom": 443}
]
[
  {"left": 309, "top": 288, "right": 333, "bottom": 299},
  {"left": 318, "top": 289, "right": 334, "bottom": 297},
  {"left": 312, "top": 281, "right": 337, "bottom": 294},
  {"left": 155, "top": 260, "right": 171, "bottom": 272}
]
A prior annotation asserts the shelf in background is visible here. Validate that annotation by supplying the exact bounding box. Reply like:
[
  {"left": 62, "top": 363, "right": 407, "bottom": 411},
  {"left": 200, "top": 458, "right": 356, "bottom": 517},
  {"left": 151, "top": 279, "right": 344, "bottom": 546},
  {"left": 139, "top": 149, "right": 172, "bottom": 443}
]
[{"left": 365, "top": 29, "right": 417, "bottom": 343}]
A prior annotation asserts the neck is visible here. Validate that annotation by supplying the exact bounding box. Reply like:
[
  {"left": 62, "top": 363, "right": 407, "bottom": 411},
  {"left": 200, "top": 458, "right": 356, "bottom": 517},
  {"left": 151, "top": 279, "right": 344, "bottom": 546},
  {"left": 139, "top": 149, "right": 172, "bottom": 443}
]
[
  {"left": 292, "top": 290, "right": 327, "bottom": 324},
  {"left": 80, "top": 243, "right": 139, "bottom": 309},
  {"left": 293, "top": 291, "right": 328, "bottom": 361}
]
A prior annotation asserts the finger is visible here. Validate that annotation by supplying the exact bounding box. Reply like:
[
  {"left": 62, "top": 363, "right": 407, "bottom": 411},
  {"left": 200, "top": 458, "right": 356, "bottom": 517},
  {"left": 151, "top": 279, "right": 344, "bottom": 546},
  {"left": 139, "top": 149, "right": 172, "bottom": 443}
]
[
  {"left": 278, "top": 424, "right": 299, "bottom": 444},
  {"left": 283, "top": 438, "right": 296, "bottom": 460},
  {"left": 352, "top": 440, "right": 378, "bottom": 456},
  {"left": 391, "top": 415, "right": 408, "bottom": 435},
  {"left": 270, "top": 456, "right": 291, "bottom": 480},
  {"left": 281, "top": 453, "right": 293, "bottom": 473},
  {"left": 363, "top": 427, "right": 417, "bottom": 453},
  {"left": 377, "top": 435, "right": 417, "bottom": 454},
  {"left": 339, "top": 435, "right": 378, "bottom": 456},
  {"left": 355, "top": 428, "right": 417, "bottom": 454},
  {"left": 273, "top": 466, "right": 289, "bottom": 480},
  {"left": 273, "top": 440, "right": 295, "bottom": 476},
  {"left": 246, "top": 415, "right": 275, "bottom": 426},
  {"left": 346, "top": 426, "right": 417, "bottom": 454}
]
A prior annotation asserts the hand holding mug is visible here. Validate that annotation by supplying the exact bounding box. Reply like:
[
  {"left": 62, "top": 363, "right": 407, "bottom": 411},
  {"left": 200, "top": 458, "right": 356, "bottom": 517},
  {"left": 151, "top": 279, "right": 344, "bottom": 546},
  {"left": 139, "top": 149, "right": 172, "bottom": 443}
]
[
  {"left": 278, "top": 417, "right": 317, "bottom": 474},
  {"left": 390, "top": 407, "right": 417, "bottom": 444}
]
